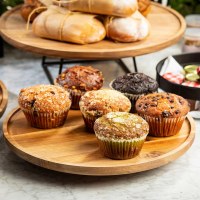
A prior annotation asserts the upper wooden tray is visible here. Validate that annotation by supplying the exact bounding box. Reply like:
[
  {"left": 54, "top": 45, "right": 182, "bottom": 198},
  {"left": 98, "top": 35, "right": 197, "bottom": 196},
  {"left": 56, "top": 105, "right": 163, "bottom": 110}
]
[
  {"left": 0, "top": 80, "right": 8, "bottom": 118},
  {"left": 0, "top": 3, "right": 186, "bottom": 59},
  {"left": 3, "top": 108, "right": 195, "bottom": 176}
]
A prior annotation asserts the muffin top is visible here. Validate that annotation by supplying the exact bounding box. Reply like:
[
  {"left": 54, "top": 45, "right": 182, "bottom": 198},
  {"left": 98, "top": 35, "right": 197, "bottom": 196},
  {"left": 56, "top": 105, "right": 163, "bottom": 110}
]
[
  {"left": 79, "top": 89, "right": 131, "bottom": 117},
  {"left": 18, "top": 84, "right": 71, "bottom": 112},
  {"left": 136, "top": 92, "right": 190, "bottom": 118},
  {"left": 111, "top": 73, "right": 158, "bottom": 94},
  {"left": 94, "top": 112, "right": 149, "bottom": 140},
  {"left": 56, "top": 66, "right": 104, "bottom": 91}
]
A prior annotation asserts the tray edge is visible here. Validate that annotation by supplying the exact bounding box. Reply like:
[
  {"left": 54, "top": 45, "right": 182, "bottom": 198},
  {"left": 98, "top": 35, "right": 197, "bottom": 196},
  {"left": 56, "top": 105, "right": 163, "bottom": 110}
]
[{"left": 0, "top": 80, "right": 8, "bottom": 118}]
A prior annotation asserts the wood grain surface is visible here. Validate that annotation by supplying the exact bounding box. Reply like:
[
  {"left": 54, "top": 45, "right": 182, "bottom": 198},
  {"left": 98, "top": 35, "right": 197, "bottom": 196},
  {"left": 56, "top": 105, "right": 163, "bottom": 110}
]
[
  {"left": 3, "top": 108, "right": 195, "bottom": 176},
  {"left": 0, "top": 80, "right": 8, "bottom": 118},
  {"left": 0, "top": 3, "right": 186, "bottom": 59}
]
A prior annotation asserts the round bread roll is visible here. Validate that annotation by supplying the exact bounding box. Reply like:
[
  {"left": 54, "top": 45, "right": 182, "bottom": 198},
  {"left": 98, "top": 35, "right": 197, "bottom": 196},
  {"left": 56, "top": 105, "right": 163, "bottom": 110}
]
[{"left": 105, "top": 10, "right": 150, "bottom": 43}]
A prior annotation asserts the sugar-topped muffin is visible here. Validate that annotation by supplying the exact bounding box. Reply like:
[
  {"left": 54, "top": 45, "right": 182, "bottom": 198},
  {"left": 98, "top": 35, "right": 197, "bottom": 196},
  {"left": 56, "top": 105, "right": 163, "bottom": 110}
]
[
  {"left": 56, "top": 65, "right": 104, "bottom": 109},
  {"left": 79, "top": 89, "right": 131, "bottom": 132},
  {"left": 18, "top": 84, "right": 71, "bottom": 128},
  {"left": 94, "top": 112, "right": 149, "bottom": 159},
  {"left": 110, "top": 73, "right": 158, "bottom": 112},
  {"left": 136, "top": 92, "right": 190, "bottom": 137}
]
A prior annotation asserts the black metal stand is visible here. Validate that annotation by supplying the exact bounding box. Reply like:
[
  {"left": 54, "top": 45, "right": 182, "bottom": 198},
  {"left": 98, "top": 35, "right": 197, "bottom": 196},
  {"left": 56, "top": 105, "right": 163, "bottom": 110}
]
[
  {"left": 41, "top": 56, "right": 138, "bottom": 84},
  {"left": 0, "top": 36, "right": 4, "bottom": 58}
]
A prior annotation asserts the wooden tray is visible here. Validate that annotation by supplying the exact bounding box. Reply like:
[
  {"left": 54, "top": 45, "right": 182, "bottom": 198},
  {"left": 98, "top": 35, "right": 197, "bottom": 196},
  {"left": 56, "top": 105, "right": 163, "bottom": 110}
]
[
  {"left": 0, "top": 80, "right": 8, "bottom": 118},
  {"left": 3, "top": 108, "right": 195, "bottom": 176},
  {"left": 0, "top": 3, "right": 186, "bottom": 59}
]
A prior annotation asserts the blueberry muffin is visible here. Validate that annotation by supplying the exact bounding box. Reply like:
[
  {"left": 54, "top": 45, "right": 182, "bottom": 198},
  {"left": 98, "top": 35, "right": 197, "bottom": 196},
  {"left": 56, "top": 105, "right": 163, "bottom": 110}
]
[
  {"left": 136, "top": 92, "right": 190, "bottom": 137},
  {"left": 56, "top": 66, "right": 103, "bottom": 109},
  {"left": 110, "top": 73, "right": 158, "bottom": 112},
  {"left": 94, "top": 112, "right": 149, "bottom": 160},
  {"left": 79, "top": 89, "right": 131, "bottom": 132},
  {"left": 18, "top": 84, "right": 71, "bottom": 129}
]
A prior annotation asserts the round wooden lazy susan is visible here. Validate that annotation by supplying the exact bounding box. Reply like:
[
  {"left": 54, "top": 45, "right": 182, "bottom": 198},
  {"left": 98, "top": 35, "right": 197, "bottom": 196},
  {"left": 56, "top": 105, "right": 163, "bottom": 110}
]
[
  {"left": 0, "top": 3, "right": 186, "bottom": 59},
  {"left": 0, "top": 80, "right": 8, "bottom": 118},
  {"left": 3, "top": 108, "right": 195, "bottom": 176}
]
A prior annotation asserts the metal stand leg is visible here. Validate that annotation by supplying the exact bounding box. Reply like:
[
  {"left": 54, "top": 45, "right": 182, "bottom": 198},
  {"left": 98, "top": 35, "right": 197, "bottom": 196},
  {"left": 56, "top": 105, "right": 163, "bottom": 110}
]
[
  {"left": 118, "top": 57, "right": 138, "bottom": 73},
  {"left": 42, "top": 56, "right": 54, "bottom": 84},
  {"left": 0, "top": 37, "right": 4, "bottom": 58},
  {"left": 133, "top": 57, "right": 138, "bottom": 72},
  {"left": 58, "top": 58, "right": 64, "bottom": 74},
  {"left": 117, "top": 59, "right": 132, "bottom": 73}
]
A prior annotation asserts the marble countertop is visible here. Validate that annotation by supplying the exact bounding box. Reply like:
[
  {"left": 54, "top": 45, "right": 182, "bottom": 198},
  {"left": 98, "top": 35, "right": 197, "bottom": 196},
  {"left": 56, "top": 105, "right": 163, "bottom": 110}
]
[{"left": 0, "top": 44, "right": 200, "bottom": 200}]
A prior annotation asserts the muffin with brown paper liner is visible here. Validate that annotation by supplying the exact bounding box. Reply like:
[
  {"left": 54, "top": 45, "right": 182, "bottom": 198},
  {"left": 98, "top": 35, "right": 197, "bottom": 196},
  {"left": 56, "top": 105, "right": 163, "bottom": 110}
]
[
  {"left": 79, "top": 89, "right": 131, "bottom": 132},
  {"left": 55, "top": 66, "right": 104, "bottom": 110},
  {"left": 135, "top": 92, "right": 190, "bottom": 137},
  {"left": 18, "top": 84, "right": 71, "bottom": 129},
  {"left": 94, "top": 112, "right": 149, "bottom": 160}
]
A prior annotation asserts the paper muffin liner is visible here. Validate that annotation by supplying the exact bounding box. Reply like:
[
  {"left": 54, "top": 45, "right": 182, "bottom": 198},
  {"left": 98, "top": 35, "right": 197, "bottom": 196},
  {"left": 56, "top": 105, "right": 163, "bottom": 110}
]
[
  {"left": 109, "top": 80, "right": 144, "bottom": 113},
  {"left": 139, "top": 114, "right": 186, "bottom": 137},
  {"left": 54, "top": 81, "right": 85, "bottom": 110},
  {"left": 82, "top": 114, "right": 97, "bottom": 133},
  {"left": 96, "top": 137, "right": 146, "bottom": 160},
  {"left": 67, "top": 88, "right": 86, "bottom": 110},
  {"left": 21, "top": 108, "right": 70, "bottom": 129}
]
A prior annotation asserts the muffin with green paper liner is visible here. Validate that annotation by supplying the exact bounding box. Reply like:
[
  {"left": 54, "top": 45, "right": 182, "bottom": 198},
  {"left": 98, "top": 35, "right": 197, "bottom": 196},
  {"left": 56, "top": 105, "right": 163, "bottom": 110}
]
[
  {"left": 110, "top": 73, "right": 158, "bottom": 113},
  {"left": 55, "top": 65, "right": 104, "bottom": 110},
  {"left": 94, "top": 112, "right": 149, "bottom": 160},
  {"left": 79, "top": 89, "right": 131, "bottom": 132}
]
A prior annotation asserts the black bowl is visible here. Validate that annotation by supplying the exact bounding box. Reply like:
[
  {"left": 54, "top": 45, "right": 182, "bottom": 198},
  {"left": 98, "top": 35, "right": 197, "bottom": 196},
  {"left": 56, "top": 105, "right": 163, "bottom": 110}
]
[{"left": 156, "top": 52, "right": 200, "bottom": 101}]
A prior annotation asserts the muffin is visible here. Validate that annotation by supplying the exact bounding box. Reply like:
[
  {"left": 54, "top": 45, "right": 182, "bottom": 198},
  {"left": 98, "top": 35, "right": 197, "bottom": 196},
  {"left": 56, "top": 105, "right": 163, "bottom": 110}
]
[
  {"left": 79, "top": 89, "right": 131, "bottom": 132},
  {"left": 55, "top": 66, "right": 103, "bottom": 110},
  {"left": 18, "top": 84, "right": 71, "bottom": 129},
  {"left": 110, "top": 73, "right": 158, "bottom": 113},
  {"left": 94, "top": 112, "right": 149, "bottom": 160},
  {"left": 136, "top": 92, "right": 190, "bottom": 137}
]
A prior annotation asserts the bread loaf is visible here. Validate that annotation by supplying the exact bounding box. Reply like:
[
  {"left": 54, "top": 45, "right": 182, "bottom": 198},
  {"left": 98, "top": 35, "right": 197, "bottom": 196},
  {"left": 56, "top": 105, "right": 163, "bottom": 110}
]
[
  {"left": 53, "top": 0, "right": 138, "bottom": 17},
  {"left": 32, "top": 5, "right": 106, "bottom": 44}
]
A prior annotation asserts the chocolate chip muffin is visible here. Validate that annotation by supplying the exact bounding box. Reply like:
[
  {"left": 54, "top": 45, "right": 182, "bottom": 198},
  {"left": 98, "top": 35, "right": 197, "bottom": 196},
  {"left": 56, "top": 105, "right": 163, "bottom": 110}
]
[
  {"left": 110, "top": 73, "right": 158, "bottom": 113},
  {"left": 18, "top": 84, "right": 71, "bottom": 129},
  {"left": 56, "top": 66, "right": 104, "bottom": 109},
  {"left": 94, "top": 112, "right": 149, "bottom": 160},
  {"left": 136, "top": 92, "right": 190, "bottom": 137},
  {"left": 79, "top": 89, "right": 131, "bottom": 132}
]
